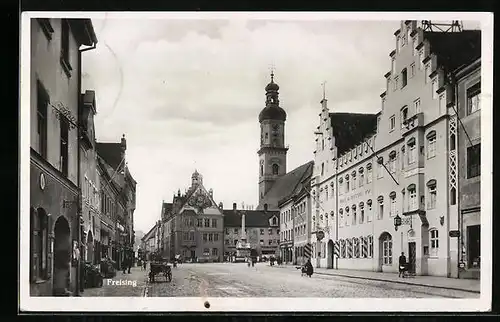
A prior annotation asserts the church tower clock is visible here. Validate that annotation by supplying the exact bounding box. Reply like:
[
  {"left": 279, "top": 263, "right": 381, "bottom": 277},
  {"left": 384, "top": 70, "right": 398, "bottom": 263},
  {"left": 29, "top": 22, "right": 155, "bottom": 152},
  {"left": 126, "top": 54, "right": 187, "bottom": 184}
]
[{"left": 258, "top": 71, "right": 288, "bottom": 201}]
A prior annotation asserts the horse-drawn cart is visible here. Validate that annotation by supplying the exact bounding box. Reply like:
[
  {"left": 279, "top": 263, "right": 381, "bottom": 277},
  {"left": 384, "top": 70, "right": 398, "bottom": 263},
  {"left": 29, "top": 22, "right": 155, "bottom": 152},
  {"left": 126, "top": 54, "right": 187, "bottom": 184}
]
[{"left": 148, "top": 254, "right": 172, "bottom": 283}]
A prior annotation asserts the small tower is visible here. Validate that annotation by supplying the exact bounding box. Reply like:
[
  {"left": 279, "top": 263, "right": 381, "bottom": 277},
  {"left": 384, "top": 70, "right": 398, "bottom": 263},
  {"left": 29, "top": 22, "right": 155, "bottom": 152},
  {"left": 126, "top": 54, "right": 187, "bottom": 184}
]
[
  {"left": 257, "top": 70, "right": 288, "bottom": 202},
  {"left": 191, "top": 169, "right": 203, "bottom": 188}
]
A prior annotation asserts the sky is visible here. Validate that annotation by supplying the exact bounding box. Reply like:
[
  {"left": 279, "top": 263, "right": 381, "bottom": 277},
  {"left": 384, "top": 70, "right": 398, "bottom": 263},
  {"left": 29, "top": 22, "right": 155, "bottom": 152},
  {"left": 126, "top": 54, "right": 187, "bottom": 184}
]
[{"left": 81, "top": 17, "right": 480, "bottom": 234}]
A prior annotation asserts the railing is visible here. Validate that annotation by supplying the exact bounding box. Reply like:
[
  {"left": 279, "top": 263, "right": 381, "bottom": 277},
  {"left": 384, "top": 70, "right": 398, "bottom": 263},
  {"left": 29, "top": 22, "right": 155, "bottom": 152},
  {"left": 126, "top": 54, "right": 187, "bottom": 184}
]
[{"left": 401, "top": 113, "right": 425, "bottom": 135}]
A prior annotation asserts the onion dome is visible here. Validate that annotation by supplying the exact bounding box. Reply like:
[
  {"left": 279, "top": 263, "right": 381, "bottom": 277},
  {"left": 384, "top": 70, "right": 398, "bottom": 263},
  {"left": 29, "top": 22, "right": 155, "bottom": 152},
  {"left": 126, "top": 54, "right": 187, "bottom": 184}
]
[{"left": 259, "top": 71, "right": 287, "bottom": 122}]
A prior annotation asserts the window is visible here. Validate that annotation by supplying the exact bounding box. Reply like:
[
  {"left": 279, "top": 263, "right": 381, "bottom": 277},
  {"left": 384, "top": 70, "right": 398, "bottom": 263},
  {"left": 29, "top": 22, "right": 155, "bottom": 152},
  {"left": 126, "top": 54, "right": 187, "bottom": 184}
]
[
  {"left": 401, "top": 68, "right": 408, "bottom": 88},
  {"left": 393, "top": 76, "right": 399, "bottom": 91},
  {"left": 378, "top": 197, "right": 384, "bottom": 220},
  {"left": 260, "top": 229, "right": 264, "bottom": 235},
  {"left": 321, "top": 163, "right": 324, "bottom": 176},
  {"left": 410, "top": 63, "right": 415, "bottom": 78},
  {"left": 197, "top": 218, "right": 203, "bottom": 227},
  {"left": 381, "top": 234, "right": 393, "bottom": 265},
  {"left": 36, "top": 81, "right": 49, "bottom": 158},
  {"left": 427, "top": 180, "right": 437, "bottom": 209},
  {"left": 360, "top": 208, "right": 365, "bottom": 224},
  {"left": 345, "top": 207, "right": 350, "bottom": 227},
  {"left": 259, "top": 240, "right": 264, "bottom": 246},
  {"left": 272, "top": 164, "right": 279, "bottom": 175},
  {"left": 204, "top": 219, "right": 210, "bottom": 227},
  {"left": 467, "top": 83, "right": 481, "bottom": 115},
  {"left": 60, "top": 116, "right": 69, "bottom": 177},
  {"left": 60, "top": 20, "right": 72, "bottom": 75},
  {"left": 203, "top": 248, "right": 210, "bottom": 255},
  {"left": 401, "top": 106, "right": 408, "bottom": 126},
  {"left": 225, "top": 239, "right": 229, "bottom": 245},
  {"left": 377, "top": 158, "right": 384, "bottom": 179},
  {"left": 389, "top": 115, "right": 396, "bottom": 131},
  {"left": 414, "top": 98, "right": 421, "bottom": 114},
  {"left": 467, "top": 144, "right": 481, "bottom": 178},
  {"left": 352, "top": 206, "right": 357, "bottom": 225},
  {"left": 430, "top": 229, "right": 439, "bottom": 256},
  {"left": 391, "top": 58, "right": 395, "bottom": 73},
  {"left": 390, "top": 193, "right": 397, "bottom": 217},
  {"left": 234, "top": 228, "right": 238, "bottom": 234},
  {"left": 203, "top": 233, "right": 208, "bottom": 242},
  {"left": 366, "top": 164, "right": 372, "bottom": 183},
  {"left": 234, "top": 240, "right": 238, "bottom": 245},
  {"left": 345, "top": 176, "right": 350, "bottom": 192},
  {"left": 260, "top": 165, "right": 263, "bottom": 176},
  {"left": 408, "top": 186, "right": 417, "bottom": 210},
  {"left": 408, "top": 139, "right": 417, "bottom": 164},
  {"left": 214, "top": 233, "right": 219, "bottom": 242},
  {"left": 419, "top": 50, "right": 424, "bottom": 70},
  {"left": 225, "top": 228, "right": 229, "bottom": 235},
  {"left": 352, "top": 173, "right": 356, "bottom": 191},
  {"left": 211, "top": 218, "right": 217, "bottom": 228},
  {"left": 424, "top": 64, "right": 430, "bottom": 83},
  {"left": 33, "top": 208, "right": 49, "bottom": 280},
  {"left": 209, "top": 233, "right": 214, "bottom": 242},
  {"left": 427, "top": 131, "right": 436, "bottom": 158},
  {"left": 183, "top": 232, "right": 189, "bottom": 240},
  {"left": 389, "top": 151, "right": 396, "bottom": 173},
  {"left": 432, "top": 79, "right": 438, "bottom": 99},
  {"left": 450, "top": 187, "right": 457, "bottom": 205},
  {"left": 325, "top": 187, "right": 328, "bottom": 200},
  {"left": 212, "top": 248, "right": 218, "bottom": 256},
  {"left": 268, "top": 228, "right": 273, "bottom": 235}
]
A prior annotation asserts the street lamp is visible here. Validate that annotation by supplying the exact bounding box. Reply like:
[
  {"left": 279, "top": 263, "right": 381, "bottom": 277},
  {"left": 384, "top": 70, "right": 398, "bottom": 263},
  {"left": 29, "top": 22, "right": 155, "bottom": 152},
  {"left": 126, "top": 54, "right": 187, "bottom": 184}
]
[{"left": 394, "top": 214, "right": 402, "bottom": 231}]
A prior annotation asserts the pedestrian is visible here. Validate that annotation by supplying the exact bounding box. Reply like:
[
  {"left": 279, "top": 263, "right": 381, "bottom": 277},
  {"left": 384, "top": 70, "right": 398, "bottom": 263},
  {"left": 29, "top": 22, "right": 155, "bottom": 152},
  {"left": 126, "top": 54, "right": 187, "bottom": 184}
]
[
  {"left": 143, "top": 260, "right": 147, "bottom": 271},
  {"left": 399, "top": 252, "right": 407, "bottom": 278},
  {"left": 304, "top": 259, "right": 313, "bottom": 278}
]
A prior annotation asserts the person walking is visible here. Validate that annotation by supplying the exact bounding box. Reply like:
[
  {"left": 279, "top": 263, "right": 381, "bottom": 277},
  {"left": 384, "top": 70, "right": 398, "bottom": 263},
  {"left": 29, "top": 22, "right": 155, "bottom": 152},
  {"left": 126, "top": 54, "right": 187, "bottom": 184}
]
[
  {"left": 399, "top": 252, "right": 407, "bottom": 278},
  {"left": 304, "top": 259, "right": 314, "bottom": 278}
]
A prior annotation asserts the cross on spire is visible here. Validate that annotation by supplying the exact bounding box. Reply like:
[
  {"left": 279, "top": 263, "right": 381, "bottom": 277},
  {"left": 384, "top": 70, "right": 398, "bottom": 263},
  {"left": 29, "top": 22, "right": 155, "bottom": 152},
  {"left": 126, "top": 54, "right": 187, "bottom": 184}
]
[{"left": 269, "top": 64, "right": 275, "bottom": 81}]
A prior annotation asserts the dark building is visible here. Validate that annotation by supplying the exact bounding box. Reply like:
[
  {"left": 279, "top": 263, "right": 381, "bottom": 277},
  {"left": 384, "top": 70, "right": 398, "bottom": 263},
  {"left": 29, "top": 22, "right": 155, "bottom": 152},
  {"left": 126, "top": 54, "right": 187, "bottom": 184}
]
[{"left": 30, "top": 18, "right": 97, "bottom": 296}]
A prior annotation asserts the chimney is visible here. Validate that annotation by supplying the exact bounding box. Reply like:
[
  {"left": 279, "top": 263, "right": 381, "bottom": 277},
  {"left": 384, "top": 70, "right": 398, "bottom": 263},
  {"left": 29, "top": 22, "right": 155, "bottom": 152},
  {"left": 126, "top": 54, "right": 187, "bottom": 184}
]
[
  {"left": 209, "top": 188, "right": 213, "bottom": 198},
  {"left": 233, "top": 202, "right": 237, "bottom": 210},
  {"left": 218, "top": 202, "right": 223, "bottom": 210},
  {"left": 264, "top": 203, "right": 268, "bottom": 212}
]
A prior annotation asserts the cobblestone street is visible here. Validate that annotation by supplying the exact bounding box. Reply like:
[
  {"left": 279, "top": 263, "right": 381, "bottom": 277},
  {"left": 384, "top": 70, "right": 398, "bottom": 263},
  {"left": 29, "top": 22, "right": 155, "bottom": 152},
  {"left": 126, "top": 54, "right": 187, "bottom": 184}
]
[{"left": 146, "top": 263, "right": 480, "bottom": 298}]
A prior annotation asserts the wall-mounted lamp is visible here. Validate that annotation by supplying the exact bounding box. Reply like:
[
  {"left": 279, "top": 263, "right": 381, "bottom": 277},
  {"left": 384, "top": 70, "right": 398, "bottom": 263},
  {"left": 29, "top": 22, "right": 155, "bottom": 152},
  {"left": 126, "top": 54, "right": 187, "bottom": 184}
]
[{"left": 440, "top": 216, "right": 445, "bottom": 226}]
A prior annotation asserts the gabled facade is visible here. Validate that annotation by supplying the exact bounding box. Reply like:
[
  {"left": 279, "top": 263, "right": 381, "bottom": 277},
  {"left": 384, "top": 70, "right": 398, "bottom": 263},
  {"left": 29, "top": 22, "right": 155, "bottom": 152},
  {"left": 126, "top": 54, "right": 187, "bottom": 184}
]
[
  {"left": 162, "top": 171, "right": 224, "bottom": 262},
  {"left": 30, "top": 18, "right": 97, "bottom": 296},
  {"left": 310, "top": 20, "right": 480, "bottom": 277}
]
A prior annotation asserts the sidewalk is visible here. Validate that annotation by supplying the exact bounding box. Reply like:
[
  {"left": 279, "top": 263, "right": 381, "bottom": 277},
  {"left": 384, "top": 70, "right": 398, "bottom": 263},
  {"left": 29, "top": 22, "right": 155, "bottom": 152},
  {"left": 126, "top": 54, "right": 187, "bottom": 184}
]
[
  {"left": 81, "top": 266, "right": 148, "bottom": 297},
  {"left": 273, "top": 264, "right": 480, "bottom": 294}
]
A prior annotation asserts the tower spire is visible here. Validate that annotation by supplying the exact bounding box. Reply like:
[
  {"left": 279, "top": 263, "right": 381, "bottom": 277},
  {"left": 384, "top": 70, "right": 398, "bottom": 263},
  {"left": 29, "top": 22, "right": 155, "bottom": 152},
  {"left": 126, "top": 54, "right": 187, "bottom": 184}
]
[{"left": 321, "top": 81, "right": 327, "bottom": 100}]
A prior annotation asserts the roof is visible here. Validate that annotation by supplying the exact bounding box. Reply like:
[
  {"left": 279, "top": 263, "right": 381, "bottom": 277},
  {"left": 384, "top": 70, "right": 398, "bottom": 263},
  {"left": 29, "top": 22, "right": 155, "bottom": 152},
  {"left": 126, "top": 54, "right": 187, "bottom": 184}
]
[
  {"left": 222, "top": 209, "right": 279, "bottom": 228},
  {"left": 423, "top": 30, "right": 481, "bottom": 75},
  {"left": 96, "top": 142, "right": 123, "bottom": 170},
  {"left": 258, "top": 161, "right": 314, "bottom": 211},
  {"left": 329, "top": 112, "right": 378, "bottom": 155}
]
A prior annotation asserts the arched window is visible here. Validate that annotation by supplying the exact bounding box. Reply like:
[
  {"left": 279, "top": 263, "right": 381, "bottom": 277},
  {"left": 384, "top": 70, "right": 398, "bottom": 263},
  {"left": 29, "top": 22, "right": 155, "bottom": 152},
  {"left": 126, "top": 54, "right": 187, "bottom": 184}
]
[
  {"left": 389, "top": 150, "right": 397, "bottom": 173},
  {"left": 377, "top": 195, "right": 384, "bottom": 220},
  {"left": 272, "top": 164, "right": 279, "bottom": 175},
  {"left": 427, "top": 130, "right": 437, "bottom": 158},
  {"left": 427, "top": 179, "right": 437, "bottom": 209},
  {"left": 389, "top": 191, "right": 397, "bottom": 217},
  {"left": 407, "top": 137, "right": 417, "bottom": 164},
  {"left": 366, "top": 163, "right": 373, "bottom": 183},
  {"left": 380, "top": 233, "right": 393, "bottom": 265},
  {"left": 450, "top": 187, "right": 457, "bottom": 205},
  {"left": 359, "top": 167, "right": 364, "bottom": 187}
]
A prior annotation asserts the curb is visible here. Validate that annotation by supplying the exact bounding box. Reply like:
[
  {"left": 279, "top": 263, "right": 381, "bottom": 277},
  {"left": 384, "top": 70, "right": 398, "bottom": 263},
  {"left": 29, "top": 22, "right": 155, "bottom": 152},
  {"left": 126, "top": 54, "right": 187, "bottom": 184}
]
[{"left": 272, "top": 265, "right": 480, "bottom": 294}]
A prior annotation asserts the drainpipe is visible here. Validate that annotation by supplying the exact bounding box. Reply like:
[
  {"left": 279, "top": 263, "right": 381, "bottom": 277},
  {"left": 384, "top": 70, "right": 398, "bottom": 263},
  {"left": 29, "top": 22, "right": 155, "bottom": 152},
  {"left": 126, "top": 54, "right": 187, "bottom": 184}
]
[{"left": 335, "top": 157, "right": 339, "bottom": 270}]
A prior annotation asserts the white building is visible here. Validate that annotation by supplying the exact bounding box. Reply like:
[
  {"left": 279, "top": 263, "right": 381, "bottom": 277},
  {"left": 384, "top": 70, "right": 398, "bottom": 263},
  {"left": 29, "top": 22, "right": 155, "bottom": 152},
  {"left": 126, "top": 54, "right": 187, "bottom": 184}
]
[{"left": 310, "top": 20, "right": 481, "bottom": 277}]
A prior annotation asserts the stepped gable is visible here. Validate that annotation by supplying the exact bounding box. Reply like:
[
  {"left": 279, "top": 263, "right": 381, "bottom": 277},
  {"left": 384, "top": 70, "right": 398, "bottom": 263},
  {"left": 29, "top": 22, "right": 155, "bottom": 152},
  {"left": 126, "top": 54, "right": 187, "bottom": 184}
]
[
  {"left": 259, "top": 161, "right": 314, "bottom": 210},
  {"left": 329, "top": 112, "right": 378, "bottom": 155},
  {"left": 423, "top": 30, "right": 481, "bottom": 74},
  {"left": 223, "top": 209, "right": 279, "bottom": 228}
]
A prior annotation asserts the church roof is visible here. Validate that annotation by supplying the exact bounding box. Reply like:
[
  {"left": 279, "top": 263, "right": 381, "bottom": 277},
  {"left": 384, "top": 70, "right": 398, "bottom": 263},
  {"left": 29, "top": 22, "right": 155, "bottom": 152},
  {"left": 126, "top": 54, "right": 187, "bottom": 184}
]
[
  {"left": 222, "top": 209, "right": 279, "bottom": 228},
  {"left": 258, "top": 161, "right": 314, "bottom": 211}
]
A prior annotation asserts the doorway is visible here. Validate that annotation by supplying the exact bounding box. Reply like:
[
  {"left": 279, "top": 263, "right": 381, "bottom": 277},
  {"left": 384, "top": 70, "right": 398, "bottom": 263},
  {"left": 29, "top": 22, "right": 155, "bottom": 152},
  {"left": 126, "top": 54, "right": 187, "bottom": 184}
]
[
  {"left": 53, "top": 216, "right": 71, "bottom": 296},
  {"left": 86, "top": 231, "right": 94, "bottom": 264},
  {"left": 408, "top": 242, "right": 416, "bottom": 274},
  {"left": 327, "top": 240, "right": 334, "bottom": 269},
  {"left": 467, "top": 225, "right": 480, "bottom": 268},
  {"left": 190, "top": 250, "right": 196, "bottom": 260}
]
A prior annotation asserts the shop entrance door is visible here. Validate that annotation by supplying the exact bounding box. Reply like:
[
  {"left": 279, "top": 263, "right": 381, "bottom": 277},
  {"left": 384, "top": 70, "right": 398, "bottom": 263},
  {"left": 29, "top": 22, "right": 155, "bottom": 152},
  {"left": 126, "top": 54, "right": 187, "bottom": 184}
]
[
  {"left": 467, "top": 225, "right": 480, "bottom": 268},
  {"left": 408, "top": 242, "right": 416, "bottom": 274}
]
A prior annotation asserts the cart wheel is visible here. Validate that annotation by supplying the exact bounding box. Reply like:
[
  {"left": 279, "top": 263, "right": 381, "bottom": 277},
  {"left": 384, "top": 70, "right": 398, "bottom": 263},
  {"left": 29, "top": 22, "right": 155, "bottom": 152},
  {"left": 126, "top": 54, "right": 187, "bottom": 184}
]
[{"left": 167, "top": 273, "right": 172, "bottom": 282}]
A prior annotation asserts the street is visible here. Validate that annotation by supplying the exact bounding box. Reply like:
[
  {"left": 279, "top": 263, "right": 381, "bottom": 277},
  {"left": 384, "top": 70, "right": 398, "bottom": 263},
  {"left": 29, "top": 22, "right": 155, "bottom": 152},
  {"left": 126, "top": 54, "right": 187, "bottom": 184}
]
[{"left": 146, "top": 263, "right": 479, "bottom": 298}]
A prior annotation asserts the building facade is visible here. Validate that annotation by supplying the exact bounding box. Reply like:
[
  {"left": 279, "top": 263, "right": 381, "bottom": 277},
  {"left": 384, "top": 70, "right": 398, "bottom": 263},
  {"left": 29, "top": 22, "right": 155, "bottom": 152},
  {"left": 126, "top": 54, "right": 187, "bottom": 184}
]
[
  {"left": 455, "top": 58, "right": 481, "bottom": 279},
  {"left": 223, "top": 203, "right": 280, "bottom": 260},
  {"left": 311, "top": 20, "right": 480, "bottom": 277},
  {"left": 162, "top": 171, "right": 224, "bottom": 262},
  {"left": 79, "top": 90, "right": 100, "bottom": 265},
  {"left": 30, "top": 18, "right": 97, "bottom": 296}
]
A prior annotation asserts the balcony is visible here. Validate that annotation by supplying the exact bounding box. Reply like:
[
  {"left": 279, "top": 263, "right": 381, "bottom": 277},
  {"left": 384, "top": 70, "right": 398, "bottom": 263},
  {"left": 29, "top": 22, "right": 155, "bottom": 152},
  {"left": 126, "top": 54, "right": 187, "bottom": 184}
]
[{"left": 401, "top": 113, "right": 424, "bottom": 136}]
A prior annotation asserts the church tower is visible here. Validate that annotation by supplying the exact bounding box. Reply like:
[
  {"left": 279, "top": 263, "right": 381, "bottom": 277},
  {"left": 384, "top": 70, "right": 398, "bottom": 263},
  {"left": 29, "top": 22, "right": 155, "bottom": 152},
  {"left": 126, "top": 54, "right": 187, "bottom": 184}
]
[{"left": 257, "top": 71, "right": 288, "bottom": 201}]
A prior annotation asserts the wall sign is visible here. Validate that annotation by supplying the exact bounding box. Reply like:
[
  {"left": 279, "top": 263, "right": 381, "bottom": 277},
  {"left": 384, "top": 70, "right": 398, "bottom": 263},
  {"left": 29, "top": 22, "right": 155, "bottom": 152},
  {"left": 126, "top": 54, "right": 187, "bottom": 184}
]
[{"left": 39, "top": 173, "right": 46, "bottom": 190}]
